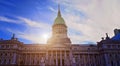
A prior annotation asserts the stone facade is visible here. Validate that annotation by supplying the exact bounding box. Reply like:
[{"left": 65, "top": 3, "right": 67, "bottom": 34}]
[{"left": 0, "top": 6, "right": 120, "bottom": 66}]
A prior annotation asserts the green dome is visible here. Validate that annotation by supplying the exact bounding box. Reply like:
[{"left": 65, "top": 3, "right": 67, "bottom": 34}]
[
  {"left": 54, "top": 16, "right": 65, "bottom": 25},
  {"left": 53, "top": 5, "right": 66, "bottom": 25}
]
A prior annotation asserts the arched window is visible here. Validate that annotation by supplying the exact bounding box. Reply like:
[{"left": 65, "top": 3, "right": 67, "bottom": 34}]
[
  {"left": 33, "top": 60, "right": 34, "bottom": 64},
  {"left": 20, "top": 60, "right": 24, "bottom": 65},
  {"left": 0, "top": 53, "right": 2, "bottom": 56},
  {"left": 4, "top": 59, "right": 6, "bottom": 64},
  {"left": 117, "top": 61, "right": 119, "bottom": 66},
  {"left": 9, "top": 59, "right": 11, "bottom": 64},
  {"left": 37, "top": 60, "right": 39, "bottom": 64},
  {"left": 111, "top": 61, "right": 113, "bottom": 66},
  {"left": 118, "top": 45, "right": 120, "bottom": 48},
  {"left": 6, "top": 45, "right": 9, "bottom": 48},
  {"left": 62, "top": 59, "right": 64, "bottom": 66},
  {"left": 5, "top": 53, "right": 7, "bottom": 56},
  {"left": 1, "top": 45, "right": 4, "bottom": 48}
]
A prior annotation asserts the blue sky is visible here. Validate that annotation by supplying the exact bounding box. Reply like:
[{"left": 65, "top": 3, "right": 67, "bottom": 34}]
[
  {"left": 0, "top": 0, "right": 120, "bottom": 44},
  {"left": 0, "top": 0, "right": 54, "bottom": 43}
]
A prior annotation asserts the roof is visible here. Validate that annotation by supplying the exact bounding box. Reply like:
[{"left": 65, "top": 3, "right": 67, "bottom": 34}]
[
  {"left": 53, "top": 5, "right": 66, "bottom": 25},
  {"left": 54, "top": 16, "right": 65, "bottom": 25},
  {"left": 98, "top": 31, "right": 120, "bottom": 45},
  {"left": 112, "top": 33, "right": 120, "bottom": 41}
]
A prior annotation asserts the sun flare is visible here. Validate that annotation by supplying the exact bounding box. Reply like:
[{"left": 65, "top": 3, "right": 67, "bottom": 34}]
[{"left": 43, "top": 34, "right": 49, "bottom": 40}]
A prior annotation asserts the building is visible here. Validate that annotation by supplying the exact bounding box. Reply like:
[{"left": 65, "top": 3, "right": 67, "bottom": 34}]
[{"left": 0, "top": 5, "right": 120, "bottom": 66}]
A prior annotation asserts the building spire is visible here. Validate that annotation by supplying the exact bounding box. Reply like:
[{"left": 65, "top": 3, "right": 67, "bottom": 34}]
[
  {"left": 58, "top": 4, "right": 61, "bottom": 17},
  {"left": 54, "top": 4, "right": 66, "bottom": 25}
]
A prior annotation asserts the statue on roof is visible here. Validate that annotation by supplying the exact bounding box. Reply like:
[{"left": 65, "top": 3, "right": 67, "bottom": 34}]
[
  {"left": 114, "top": 29, "right": 120, "bottom": 35},
  {"left": 11, "top": 33, "right": 17, "bottom": 40},
  {"left": 105, "top": 33, "right": 110, "bottom": 40}
]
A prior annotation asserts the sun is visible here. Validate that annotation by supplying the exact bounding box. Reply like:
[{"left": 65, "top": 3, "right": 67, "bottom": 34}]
[
  {"left": 43, "top": 34, "right": 48, "bottom": 39},
  {"left": 41, "top": 33, "right": 51, "bottom": 43},
  {"left": 43, "top": 34, "right": 49, "bottom": 40}
]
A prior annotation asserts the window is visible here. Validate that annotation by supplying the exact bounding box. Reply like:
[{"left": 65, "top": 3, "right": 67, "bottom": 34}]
[
  {"left": 0, "top": 53, "right": 2, "bottom": 56},
  {"left": 4, "top": 59, "right": 6, "bottom": 64},
  {"left": 0, "top": 60, "right": 1, "bottom": 64},
  {"left": 111, "top": 61, "right": 113, "bottom": 66},
  {"left": 10, "top": 53, "right": 12, "bottom": 56},
  {"left": 1, "top": 45, "right": 4, "bottom": 48},
  {"left": 6, "top": 45, "right": 9, "bottom": 48},
  {"left": 74, "top": 48, "right": 77, "bottom": 50},
  {"left": 10, "top": 45, "right": 13, "bottom": 48},
  {"left": 113, "top": 45, "right": 116, "bottom": 48},
  {"left": 9, "top": 59, "right": 11, "bottom": 64},
  {"left": 107, "top": 45, "right": 111, "bottom": 48},
  {"left": 5, "top": 53, "right": 7, "bottom": 56},
  {"left": 118, "top": 45, "right": 120, "bottom": 48}
]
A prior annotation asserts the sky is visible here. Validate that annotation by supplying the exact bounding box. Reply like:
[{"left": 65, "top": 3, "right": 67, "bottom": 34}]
[{"left": 0, "top": 0, "right": 120, "bottom": 44}]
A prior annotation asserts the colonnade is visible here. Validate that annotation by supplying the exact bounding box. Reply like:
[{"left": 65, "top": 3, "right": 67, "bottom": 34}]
[{"left": 46, "top": 50, "right": 71, "bottom": 66}]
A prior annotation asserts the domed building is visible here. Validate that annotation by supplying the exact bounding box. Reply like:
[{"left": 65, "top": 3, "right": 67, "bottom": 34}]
[{"left": 0, "top": 5, "right": 120, "bottom": 66}]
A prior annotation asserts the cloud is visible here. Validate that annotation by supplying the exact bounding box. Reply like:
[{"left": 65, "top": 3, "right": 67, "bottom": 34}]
[
  {"left": 0, "top": 16, "right": 19, "bottom": 23},
  {"left": 18, "top": 17, "right": 50, "bottom": 29},
  {"left": 53, "top": 0, "right": 120, "bottom": 44},
  {"left": 2, "top": 16, "right": 51, "bottom": 44},
  {"left": 2, "top": 0, "right": 120, "bottom": 44},
  {"left": 48, "top": 6, "right": 57, "bottom": 13},
  {"left": 0, "top": 0, "right": 16, "bottom": 7},
  {"left": 0, "top": 16, "right": 51, "bottom": 30}
]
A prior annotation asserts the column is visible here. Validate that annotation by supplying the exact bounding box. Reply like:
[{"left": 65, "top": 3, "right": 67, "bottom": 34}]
[
  {"left": 25, "top": 54, "right": 27, "bottom": 65},
  {"left": 84, "top": 55, "right": 86, "bottom": 66},
  {"left": 66, "top": 50, "right": 71, "bottom": 66},
  {"left": 113, "top": 54, "right": 117, "bottom": 66},
  {"left": 70, "top": 50, "right": 73, "bottom": 65},
  {"left": 49, "top": 51, "right": 52, "bottom": 65},
  {"left": 81, "top": 55, "right": 83, "bottom": 66},
  {"left": 98, "top": 54, "right": 101, "bottom": 66},
  {"left": 104, "top": 54, "right": 110, "bottom": 66},
  {"left": 37, "top": 53, "right": 40, "bottom": 65},
  {"left": 64, "top": 50, "right": 67, "bottom": 65},
  {"left": 29, "top": 54, "right": 31, "bottom": 65},
  {"left": 88, "top": 54, "right": 90, "bottom": 66},
  {"left": 64, "top": 50, "right": 66, "bottom": 62},
  {"left": 35, "top": 54, "right": 36, "bottom": 65},
  {"left": 27, "top": 54, "right": 28, "bottom": 64},
  {"left": 45, "top": 51, "right": 48, "bottom": 65},
  {"left": 70, "top": 50, "right": 72, "bottom": 60},
  {"left": 18, "top": 54, "right": 19, "bottom": 64},
  {"left": 1, "top": 53, "right": 3, "bottom": 64},
  {"left": 6, "top": 59, "right": 9, "bottom": 64},
  {"left": 56, "top": 50, "right": 58, "bottom": 66},
  {"left": 78, "top": 55, "right": 80, "bottom": 66},
  {"left": 50, "top": 50, "right": 53, "bottom": 65},
  {"left": 12, "top": 53, "right": 16, "bottom": 64},
  {"left": 46, "top": 51, "right": 48, "bottom": 59},
  {"left": 50, "top": 51, "right": 52, "bottom": 65},
  {"left": 93, "top": 54, "right": 96, "bottom": 66},
  {"left": 60, "top": 50, "right": 62, "bottom": 66},
  {"left": 49, "top": 50, "right": 54, "bottom": 65}
]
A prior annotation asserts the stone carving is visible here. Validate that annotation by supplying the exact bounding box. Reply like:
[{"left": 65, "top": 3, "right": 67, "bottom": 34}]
[
  {"left": 40, "top": 57, "right": 45, "bottom": 66},
  {"left": 72, "top": 57, "right": 76, "bottom": 63},
  {"left": 72, "top": 57, "right": 76, "bottom": 66},
  {"left": 65, "top": 59, "right": 70, "bottom": 66}
]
